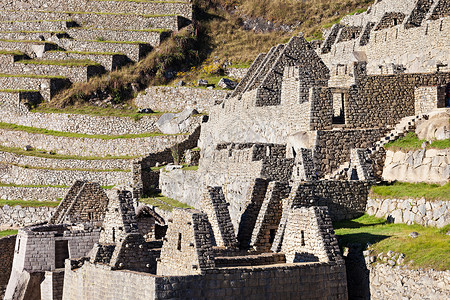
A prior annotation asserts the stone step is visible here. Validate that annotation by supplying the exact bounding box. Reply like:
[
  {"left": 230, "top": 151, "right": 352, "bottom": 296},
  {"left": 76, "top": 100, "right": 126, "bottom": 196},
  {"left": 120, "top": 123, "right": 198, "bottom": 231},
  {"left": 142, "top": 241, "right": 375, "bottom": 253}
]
[
  {"left": 0, "top": 10, "right": 184, "bottom": 31},
  {"left": 42, "top": 50, "right": 130, "bottom": 71},
  {"left": 0, "top": 0, "right": 192, "bottom": 19},
  {"left": 0, "top": 39, "right": 60, "bottom": 57},
  {"left": 55, "top": 39, "right": 152, "bottom": 62},
  {"left": 0, "top": 59, "right": 105, "bottom": 83},
  {"left": 66, "top": 28, "right": 170, "bottom": 46},
  {"left": 0, "top": 74, "right": 70, "bottom": 101},
  {"left": 0, "top": 20, "right": 76, "bottom": 32}
]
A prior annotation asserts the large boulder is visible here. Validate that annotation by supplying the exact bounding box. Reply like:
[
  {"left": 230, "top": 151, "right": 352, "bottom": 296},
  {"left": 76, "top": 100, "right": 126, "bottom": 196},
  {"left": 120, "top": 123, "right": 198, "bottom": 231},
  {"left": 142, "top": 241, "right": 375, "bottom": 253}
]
[
  {"left": 156, "top": 108, "right": 198, "bottom": 134},
  {"left": 415, "top": 109, "right": 450, "bottom": 140},
  {"left": 217, "top": 78, "right": 238, "bottom": 90}
]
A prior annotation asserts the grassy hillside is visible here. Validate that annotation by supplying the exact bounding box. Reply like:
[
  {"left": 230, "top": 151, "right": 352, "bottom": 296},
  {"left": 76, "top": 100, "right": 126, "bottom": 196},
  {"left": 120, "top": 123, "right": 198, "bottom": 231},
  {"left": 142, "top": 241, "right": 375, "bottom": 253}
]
[{"left": 196, "top": 0, "right": 374, "bottom": 63}]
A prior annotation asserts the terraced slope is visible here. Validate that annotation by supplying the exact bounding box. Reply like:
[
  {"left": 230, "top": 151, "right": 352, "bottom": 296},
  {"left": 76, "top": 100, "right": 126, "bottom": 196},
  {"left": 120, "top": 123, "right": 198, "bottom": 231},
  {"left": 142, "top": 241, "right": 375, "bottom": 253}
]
[
  {"left": 0, "top": 0, "right": 192, "bottom": 102},
  {"left": 0, "top": 0, "right": 196, "bottom": 203}
]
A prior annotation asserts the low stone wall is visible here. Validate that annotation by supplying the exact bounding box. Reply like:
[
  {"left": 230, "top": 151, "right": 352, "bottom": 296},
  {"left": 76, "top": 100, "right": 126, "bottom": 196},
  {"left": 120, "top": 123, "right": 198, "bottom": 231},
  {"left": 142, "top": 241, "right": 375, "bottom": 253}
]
[
  {"left": 382, "top": 149, "right": 449, "bottom": 185},
  {"left": 366, "top": 196, "right": 449, "bottom": 228},
  {"left": 0, "top": 235, "right": 16, "bottom": 299},
  {"left": 0, "top": 0, "right": 192, "bottom": 19},
  {"left": 3, "top": 61, "right": 103, "bottom": 83},
  {"left": 0, "top": 110, "right": 160, "bottom": 136},
  {"left": 368, "top": 263, "right": 450, "bottom": 299},
  {"left": 66, "top": 28, "right": 166, "bottom": 46},
  {"left": 0, "top": 205, "right": 55, "bottom": 227},
  {"left": 0, "top": 128, "right": 192, "bottom": 157},
  {"left": 0, "top": 163, "right": 132, "bottom": 186},
  {"left": 134, "top": 86, "right": 229, "bottom": 113},
  {"left": 62, "top": 260, "right": 347, "bottom": 299},
  {"left": 0, "top": 151, "right": 131, "bottom": 171},
  {"left": 0, "top": 186, "right": 67, "bottom": 201}
]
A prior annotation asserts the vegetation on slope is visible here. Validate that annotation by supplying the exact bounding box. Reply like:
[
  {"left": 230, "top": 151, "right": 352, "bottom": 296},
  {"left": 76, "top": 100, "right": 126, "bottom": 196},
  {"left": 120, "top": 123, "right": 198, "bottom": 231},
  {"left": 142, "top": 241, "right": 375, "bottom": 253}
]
[
  {"left": 140, "top": 194, "right": 193, "bottom": 211},
  {"left": 43, "top": 0, "right": 374, "bottom": 109},
  {"left": 48, "top": 25, "right": 200, "bottom": 108},
  {"left": 384, "top": 132, "right": 450, "bottom": 151},
  {"left": 334, "top": 214, "right": 450, "bottom": 271},
  {"left": 371, "top": 182, "right": 450, "bottom": 201}
]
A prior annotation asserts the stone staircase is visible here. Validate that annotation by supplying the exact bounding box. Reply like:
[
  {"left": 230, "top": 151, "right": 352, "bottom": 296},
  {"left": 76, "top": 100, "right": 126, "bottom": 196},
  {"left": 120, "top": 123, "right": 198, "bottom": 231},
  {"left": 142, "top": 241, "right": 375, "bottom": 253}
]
[
  {"left": 325, "top": 114, "right": 428, "bottom": 180},
  {"left": 0, "top": 0, "right": 192, "bottom": 102}
]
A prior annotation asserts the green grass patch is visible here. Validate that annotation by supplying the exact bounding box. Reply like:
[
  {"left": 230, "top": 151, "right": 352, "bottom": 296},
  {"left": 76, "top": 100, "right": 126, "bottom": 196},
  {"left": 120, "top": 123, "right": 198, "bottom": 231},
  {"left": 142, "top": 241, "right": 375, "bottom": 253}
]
[
  {"left": 0, "top": 182, "right": 68, "bottom": 188},
  {"left": 140, "top": 194, "right": 192, "bottom": 211},
  {"left": 0, "top": 73, "right": 66, "bottom": 79},
  {"left": 371, "top": 182, "right": 450, "bottom": 201},
  {"left": 6, "top": 162, "right": 129, "bottom": 172},
  {"left": 182, "top": 165, "right": 198, "bottom": 171},
  {"left": 0, "top": 121, "right": 183, "bottom": 139},
  {"left": 0, "top": 50, "right": 24, "bottom": 55},
  {"left": 385, "top": 132, "right": 450, "bottom": 151},
  {"left": 0, "top": 230, "right": 18, "bottom": 237},
  {"left": 0, "top": 39, "right": 49, "bottom": 44},
  {"left": 0, "top": 144, "right": 138, "bottom": 160},
  {"left": 0, "top": 199, "right": 60, "bottom": 207},
  {"left": 0, "top": 89, "right": 39, "bottom": 93},
  {"left": 334, "top": 214, "right": 450, "bottom": 270},
  {"left": 47, "top": 50, "right": 123, "bottom": 56},
  {"left": 16, "top": 59, "right": 100, "bottom": 67},
  {"left": 31, "top": 105, "right": 163, "bottom": 119}
]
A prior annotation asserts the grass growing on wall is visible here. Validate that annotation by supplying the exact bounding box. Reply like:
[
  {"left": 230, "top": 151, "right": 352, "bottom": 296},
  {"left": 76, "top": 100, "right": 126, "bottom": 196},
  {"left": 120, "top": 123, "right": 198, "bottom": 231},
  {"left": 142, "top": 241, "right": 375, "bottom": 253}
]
[
  {"left": 371, "top": 182, "right": 450, "bottom": 201},
  {"left": 0, "top": 145, "right": 139, "bottom": 160},
  {"left": 334, "top": 214, "right": 450, "bottom": 270},
  {"left": 384, "top": 132, "right": 450, "bottom": 151},
  {"left": 31, "top": 105, "right": 163, "bottom": 119},
  {"left": 0, "top": 230, "right": 18, "bottom": 237},
  {"left": 0, "top": 121, "right": 186, "bottom": 139},
  {"left": 0, "top": 199, "right": 60, "bottom": 207},
  {"left": 0, "top": 182, "right": 68, "bottom": 188}
]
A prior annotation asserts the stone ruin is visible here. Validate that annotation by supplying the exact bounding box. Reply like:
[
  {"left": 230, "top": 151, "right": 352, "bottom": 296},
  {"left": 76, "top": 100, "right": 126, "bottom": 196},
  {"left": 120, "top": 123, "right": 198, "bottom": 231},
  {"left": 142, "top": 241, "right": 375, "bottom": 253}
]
[{"left": 0, "top": 0, "right": 449, "bottom": 299}]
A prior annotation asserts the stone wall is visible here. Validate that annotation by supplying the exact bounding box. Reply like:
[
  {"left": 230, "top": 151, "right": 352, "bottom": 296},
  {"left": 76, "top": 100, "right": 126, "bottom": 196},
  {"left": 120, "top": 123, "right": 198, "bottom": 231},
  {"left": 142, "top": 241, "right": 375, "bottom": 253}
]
[
  {"left": 63, "top": 260, "right": 348, "bottom": 300},
  {"left": 366, "top": 196, "right": 449, "bottom": 228},
  {"left": 134, "top": 86, "right": 229, "bottom": 113},
  {"left": 0, "top": 205, "right": 54, "bottom": 228},
  {"left": 0, "top": 128, "right": 192, "bottom": 157},
  {"left": 0, "top": 151, "right": 130, "bottom": 171},
  {"left": 290, "top": 180, "right": 370, "bottom": 221},
  {"left": 313, "top": 128, "right": 388, "bottom": 176},
  {"left": 0, "top": 163, "right": 132, "bottom": 186},
  {"left": 226, "top": 67, "right": 248, "bottom": 80},
  {"left": 414, "top": 86, "right": 447, "bottom": 115},
  {"left": 0, "top": 186, "right": 67, "bottom": 201},
  {"left": 382, "top": 148, "right": 449, "bottom": 185},
  {"left": 368, "top": 263, "right": 449, "bottom": 299},
  {"left": 321, "top": 2, "right": 449, "bottom": 78},
  {"left": 0, "top": 235, "right": 16, "bottom": 299},
  {"left": 347, "top": 69, "right": 450, "bottom": 129},
  {"left": 0, "top": 0, "right": 193, "bottom": 19},
  {"left": 0, "top": 107, "right": 161, "bottom": 136}
]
